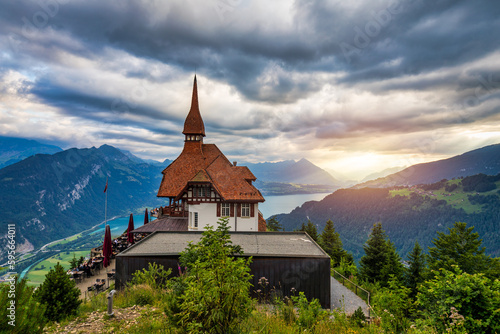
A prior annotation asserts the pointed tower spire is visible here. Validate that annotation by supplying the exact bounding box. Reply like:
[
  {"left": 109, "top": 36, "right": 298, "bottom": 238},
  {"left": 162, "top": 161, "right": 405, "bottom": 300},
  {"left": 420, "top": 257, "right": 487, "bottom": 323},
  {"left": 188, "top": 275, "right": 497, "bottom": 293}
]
[{"left": 183, "top": 75, "right": 206, "bottom": 138}]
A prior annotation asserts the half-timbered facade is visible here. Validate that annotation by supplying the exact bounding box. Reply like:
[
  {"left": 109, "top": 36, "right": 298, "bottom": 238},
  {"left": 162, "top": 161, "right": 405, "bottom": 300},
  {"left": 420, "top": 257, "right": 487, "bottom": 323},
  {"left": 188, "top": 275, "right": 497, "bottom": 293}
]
[{"left": 156, "top": 76, "right": 266, "bottom": 232}]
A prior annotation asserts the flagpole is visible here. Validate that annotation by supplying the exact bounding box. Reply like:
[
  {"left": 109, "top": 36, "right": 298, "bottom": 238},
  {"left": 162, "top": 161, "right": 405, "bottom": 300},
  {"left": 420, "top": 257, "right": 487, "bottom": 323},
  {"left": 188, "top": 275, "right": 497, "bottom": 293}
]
[{"left": 104, "top": 176, "right": 108, "bottom": 228}]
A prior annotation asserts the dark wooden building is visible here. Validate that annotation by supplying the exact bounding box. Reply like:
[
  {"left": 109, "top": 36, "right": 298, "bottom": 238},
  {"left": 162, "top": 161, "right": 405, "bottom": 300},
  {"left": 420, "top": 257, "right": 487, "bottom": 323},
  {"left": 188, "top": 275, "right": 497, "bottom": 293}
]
[{"left": 115, "top": 231, "right": 331, "bottom": 308}]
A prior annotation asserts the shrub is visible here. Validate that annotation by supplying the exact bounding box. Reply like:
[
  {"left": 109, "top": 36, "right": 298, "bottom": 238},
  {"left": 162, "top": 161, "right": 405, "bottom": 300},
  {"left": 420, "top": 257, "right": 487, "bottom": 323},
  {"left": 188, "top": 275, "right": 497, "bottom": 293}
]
[
  {"left": 273, "top": 297, "right": 297, "bottom": 325},
  {"left": 128, "top": 284, "right": 155, "bottom": 306},
  {"left": 374, "top": 277, "right": 414, "bottom": 333},
  {"left": 168, "top": 218, "right": 254, "bottom": 333},
  {"left": 0, "top": 277, "right": 47, "bottom": 333},
  {"left": 350, "top": 307, "right": 366, "bottom": 327},
  {"left": 34, "top": 262, "right": 81, "bottom": 322},
  {"left": 293, "top": 292, "right": 328, "bottom": 330},
  {"left": 131, "top": 262, "right": 171, "bottom": 290},
  {"left": 417, "top": 266, "right": 500, "bottom": 333}
]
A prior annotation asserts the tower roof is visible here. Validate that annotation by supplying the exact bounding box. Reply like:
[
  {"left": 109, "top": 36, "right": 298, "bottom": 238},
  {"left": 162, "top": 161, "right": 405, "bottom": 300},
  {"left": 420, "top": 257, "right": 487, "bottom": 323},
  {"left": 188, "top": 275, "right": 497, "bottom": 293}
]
[{"left": 182, "top": 75, "right": 206, "bottom": 136}]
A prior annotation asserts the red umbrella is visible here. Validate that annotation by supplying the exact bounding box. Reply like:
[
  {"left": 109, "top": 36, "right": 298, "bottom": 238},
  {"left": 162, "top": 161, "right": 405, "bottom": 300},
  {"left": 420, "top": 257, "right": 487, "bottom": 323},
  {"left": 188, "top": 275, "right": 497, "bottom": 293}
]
[
  {"left": 144, "top": 208, "right": 149, "bottom": 225},
  {"left": 127, "top": 213, "right": 134, "bottom": 245},
  {"left": 103, "top": 224, "right": 112, "bottom": 268}
]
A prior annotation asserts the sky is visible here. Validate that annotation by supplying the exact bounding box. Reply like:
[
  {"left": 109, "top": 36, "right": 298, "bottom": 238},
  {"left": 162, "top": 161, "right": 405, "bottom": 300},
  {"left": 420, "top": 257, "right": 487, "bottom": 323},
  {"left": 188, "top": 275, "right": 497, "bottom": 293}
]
[{"left": 1, "top": 0, "right": 500, "bottom": 180}]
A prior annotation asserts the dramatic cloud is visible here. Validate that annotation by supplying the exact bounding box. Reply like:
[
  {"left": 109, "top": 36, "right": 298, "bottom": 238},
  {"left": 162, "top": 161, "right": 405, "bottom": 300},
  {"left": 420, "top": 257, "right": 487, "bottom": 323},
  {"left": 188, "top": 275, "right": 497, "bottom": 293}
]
[{"left": 0, "top": 0, "right": 499, "bottom": 179}]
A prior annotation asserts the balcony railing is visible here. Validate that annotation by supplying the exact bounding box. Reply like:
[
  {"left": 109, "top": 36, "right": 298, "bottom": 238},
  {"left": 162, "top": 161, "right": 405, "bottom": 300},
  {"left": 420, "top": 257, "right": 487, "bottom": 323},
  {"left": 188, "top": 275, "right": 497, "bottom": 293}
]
[{"left": 152, "top": 205, "right": 188, "bottom": 218}]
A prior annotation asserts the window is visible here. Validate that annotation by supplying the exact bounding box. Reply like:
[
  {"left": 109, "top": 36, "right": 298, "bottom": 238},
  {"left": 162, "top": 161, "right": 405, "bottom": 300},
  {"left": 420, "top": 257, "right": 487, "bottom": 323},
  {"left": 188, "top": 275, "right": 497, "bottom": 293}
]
[
  {"left": 193, "top": 186, "right": 209, "bottom": 197},
  {"left": 241, "top": 203, "right": 250, "bottom": 217},
  {"left": 221, "top": 203, "right": 230, "bottom": 217},
  {"left": 194, "top": 212, "right": 198, "bottom": 228}
]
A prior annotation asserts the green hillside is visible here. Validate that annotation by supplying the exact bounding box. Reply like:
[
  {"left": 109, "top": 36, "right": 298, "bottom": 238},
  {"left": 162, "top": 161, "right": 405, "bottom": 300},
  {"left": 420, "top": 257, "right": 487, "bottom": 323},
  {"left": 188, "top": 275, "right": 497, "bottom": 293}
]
[{"left": 275, "top": 173, "right": 500, "bottom": 260}]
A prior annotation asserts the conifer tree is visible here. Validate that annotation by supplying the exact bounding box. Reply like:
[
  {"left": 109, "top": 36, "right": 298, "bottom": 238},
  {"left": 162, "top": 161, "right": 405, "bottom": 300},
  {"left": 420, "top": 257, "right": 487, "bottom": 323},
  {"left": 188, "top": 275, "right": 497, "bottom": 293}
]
[
  {"left": 406, "top": 241, "right": 426, "bottom": 298},
  {"left": 34, "top": 262, "right": 81, "bottom": 322},
  {"left": 381, "top": 240, "right": 404, "bottom": 282},
  {"left": 428, "top": 222, "right": 492, "bottom": 276},
  {"left": 266, "top": 216, "right": 283, "bottom": 231},
  {"left": 360, "top": 222, "right": 403, "bottom": 285},
  {"left": 0, "top": 277, "right": 47, "bottom": 333},
  {"left": 299, "top": 220, "right": 319, "bottom": 242},
  {"left": 320, "top": 220, "right": 352, "bottom": 266}
]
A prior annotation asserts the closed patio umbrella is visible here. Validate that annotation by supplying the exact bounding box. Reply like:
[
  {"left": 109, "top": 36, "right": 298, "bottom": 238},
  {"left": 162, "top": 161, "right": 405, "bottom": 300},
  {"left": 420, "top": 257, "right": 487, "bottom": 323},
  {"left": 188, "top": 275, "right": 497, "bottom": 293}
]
[
  {"left": 144, "top": 208, "right": 149, "bottom": 225},
  {"left": 127, "top": 213, "right": 134, "bottom": 245},
  {"left": 103, "top": 225, "right": 112, "bottom": 268}
]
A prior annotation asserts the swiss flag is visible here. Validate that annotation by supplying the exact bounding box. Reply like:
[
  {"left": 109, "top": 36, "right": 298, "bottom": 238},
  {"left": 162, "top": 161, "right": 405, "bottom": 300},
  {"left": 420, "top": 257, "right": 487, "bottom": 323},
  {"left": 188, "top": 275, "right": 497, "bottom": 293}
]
[{"left": 104, "top": 178, "right": 108, "bottom": 193}]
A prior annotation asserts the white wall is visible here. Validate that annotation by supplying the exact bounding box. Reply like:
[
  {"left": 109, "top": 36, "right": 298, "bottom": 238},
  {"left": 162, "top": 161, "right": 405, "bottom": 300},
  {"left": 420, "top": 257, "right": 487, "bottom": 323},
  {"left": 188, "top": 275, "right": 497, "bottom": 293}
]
[{"left": 187, "top": 202, "right": 259, "bottom": 231}]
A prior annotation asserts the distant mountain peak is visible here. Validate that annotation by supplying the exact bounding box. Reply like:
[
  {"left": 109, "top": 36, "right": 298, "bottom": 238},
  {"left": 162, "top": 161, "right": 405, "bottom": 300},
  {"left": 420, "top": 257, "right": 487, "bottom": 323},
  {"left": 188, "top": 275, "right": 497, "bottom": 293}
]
[{"left": 0, "top": 136, "right": 63, "bottom": 169}]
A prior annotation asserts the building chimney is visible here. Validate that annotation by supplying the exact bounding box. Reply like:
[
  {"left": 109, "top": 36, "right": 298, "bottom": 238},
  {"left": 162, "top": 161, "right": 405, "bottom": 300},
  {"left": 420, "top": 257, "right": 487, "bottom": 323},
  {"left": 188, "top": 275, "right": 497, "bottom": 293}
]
[{"left": 233, "top": 161, "right": 237, "bottom": 166}]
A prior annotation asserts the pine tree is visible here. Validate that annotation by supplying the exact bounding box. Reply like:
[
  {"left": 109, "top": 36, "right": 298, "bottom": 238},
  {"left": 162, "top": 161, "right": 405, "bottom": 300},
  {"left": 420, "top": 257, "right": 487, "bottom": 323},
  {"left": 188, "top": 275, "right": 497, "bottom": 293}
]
[
  {"left": 0, "top": 277, "right": 47, "bottom": 333},
  {"left": 360, "top": 223, "right": 403, "bottom": 285},
  {"left": 428, "top": 222, "right": 491, "bottom": 275},
  {"left": 406, "top": 241, "right": 425, "bottom": 298},
  {"left": 299, "top": 220, "right": 319, "bottom": 242},
  {"left": 34, "top": 262, "right": 81, "bottom": 321},
  {"left": 320, "top": 220, "right": 351, "bottom": 266},
  {"left": 266, "top": 216, "right": 283, "bottom": 231},
  {"left": 381, "top": 240, "right": 404, "bottom": 283}
]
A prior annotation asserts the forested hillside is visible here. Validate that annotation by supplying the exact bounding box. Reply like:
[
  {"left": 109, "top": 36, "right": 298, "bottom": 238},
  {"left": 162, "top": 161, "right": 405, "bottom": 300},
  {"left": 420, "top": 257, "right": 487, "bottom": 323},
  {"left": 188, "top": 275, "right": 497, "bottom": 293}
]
[{"left": 274, "top": 174, "right": 500, "bottom": 260}]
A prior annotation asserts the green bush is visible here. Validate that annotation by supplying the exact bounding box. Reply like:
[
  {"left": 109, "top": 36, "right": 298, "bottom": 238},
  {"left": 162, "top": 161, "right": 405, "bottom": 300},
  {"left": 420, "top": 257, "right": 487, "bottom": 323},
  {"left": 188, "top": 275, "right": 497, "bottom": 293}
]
[
  {"left": 273, "top": 297, "right": 297, "bottom": 325},
  {"left": 167, "top": 218, "right": 254, "bottom": 334},
  {"left": 34, "top": 262, "right": 81, "bottom": 322},
  {"left": 373, "top": 276, "right": 414, "bottom": 333},
  {"left": 129, "top": 284, "right": 155, "bottom": 306},
  {"left": 0, "top": 277, "right": 47, "bottom": 333},
  {"left": 293, "top": 292, "right": 328, "bottom": 330},
  {"left": 131, "top": 262, "right": 171, "bottom": 290},
  {"left": 350, "top": 307, "right": 366, "bottom": 327},
  {"left": 417, "top": 266, "right": 500, "bottom": 333},
  {"left": 163, "top": 275, "right": 188, "bottom": 327}
]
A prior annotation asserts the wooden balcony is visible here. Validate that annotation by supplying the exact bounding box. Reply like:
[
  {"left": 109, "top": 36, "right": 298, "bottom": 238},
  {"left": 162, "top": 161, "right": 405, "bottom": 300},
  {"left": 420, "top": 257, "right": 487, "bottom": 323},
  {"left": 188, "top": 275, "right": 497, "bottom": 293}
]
[{"left": 152, "top": 205, "right": 188, "bottom": 218}]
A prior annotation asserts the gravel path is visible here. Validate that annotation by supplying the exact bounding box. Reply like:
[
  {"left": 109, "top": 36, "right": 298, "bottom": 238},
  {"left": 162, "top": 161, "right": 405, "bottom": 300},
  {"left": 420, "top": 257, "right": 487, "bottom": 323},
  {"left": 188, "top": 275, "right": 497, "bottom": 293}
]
[{"left": 331, "top": 277, "right": 370, "bottom": 317}]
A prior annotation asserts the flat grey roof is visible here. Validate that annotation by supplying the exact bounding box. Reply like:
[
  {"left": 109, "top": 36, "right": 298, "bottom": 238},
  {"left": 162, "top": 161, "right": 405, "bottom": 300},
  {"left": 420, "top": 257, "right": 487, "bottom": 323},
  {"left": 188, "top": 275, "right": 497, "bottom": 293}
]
[{"left": 118, "top": 232, "right": 329, "bottom": 258}]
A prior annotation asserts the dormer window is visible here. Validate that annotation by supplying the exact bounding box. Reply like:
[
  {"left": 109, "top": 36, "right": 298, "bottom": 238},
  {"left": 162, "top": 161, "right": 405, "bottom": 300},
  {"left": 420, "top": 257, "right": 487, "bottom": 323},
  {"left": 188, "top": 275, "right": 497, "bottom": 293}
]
[{"left": 193, "top": 186, "right": 209, "bottom": 197}]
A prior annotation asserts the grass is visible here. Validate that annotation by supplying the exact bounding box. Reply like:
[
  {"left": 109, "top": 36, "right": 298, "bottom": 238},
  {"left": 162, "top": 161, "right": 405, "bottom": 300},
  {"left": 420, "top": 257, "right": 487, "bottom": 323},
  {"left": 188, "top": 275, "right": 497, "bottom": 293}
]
[
  {"left": 25, "top": 250, "right": 90, "bottom": 286},
  {"left": 388, "top": 179, "right": 499, "bottom": 214},
  {"left": 54, "top": 233, "right": 82, "bottom": 246},
  {"left": 390, "top": 188, "right": 412, "bottom": 197}
]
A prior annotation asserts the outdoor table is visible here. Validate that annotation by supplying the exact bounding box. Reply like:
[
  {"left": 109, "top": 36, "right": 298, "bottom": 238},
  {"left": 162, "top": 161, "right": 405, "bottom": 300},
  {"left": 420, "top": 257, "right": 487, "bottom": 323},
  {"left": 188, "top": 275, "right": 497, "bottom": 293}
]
[
  {"left": 93, "top": 259, "right": 103, "bottom": 271},
  {"left": 73, "top": 271, "right": 84, "bottom": 283}
]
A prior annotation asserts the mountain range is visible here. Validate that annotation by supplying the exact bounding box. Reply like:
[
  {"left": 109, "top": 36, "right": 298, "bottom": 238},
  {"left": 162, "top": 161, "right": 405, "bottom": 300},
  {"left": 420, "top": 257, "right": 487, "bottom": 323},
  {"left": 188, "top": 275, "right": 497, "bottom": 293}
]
[
  {"left": 0, "top": 138, "right": 337, "bottom": 263},
  {"left": 273, "top": 144, "right": 500, "bottom": 260},
  {"left": 243, "top": 158, "right": 340, "bottom": 186},
  {"left": 356, "top": 144, "right": 500, "bottom": 188},
  {"left": 0, "top": 144, "right": 166, "bottom": 263},
  {"left": 2, "top": 136, "right": 499, "bottom": 264},
  {"left": 0, "top": 136, "right": 63, "bottom": 169}
]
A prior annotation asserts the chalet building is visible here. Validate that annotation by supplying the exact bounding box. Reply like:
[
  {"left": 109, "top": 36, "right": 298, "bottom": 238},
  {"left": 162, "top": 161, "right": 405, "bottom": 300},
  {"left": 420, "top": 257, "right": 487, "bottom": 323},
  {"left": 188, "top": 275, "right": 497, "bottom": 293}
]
[{"left": 150, "top": 76, "right": 266, "bottom": 232}]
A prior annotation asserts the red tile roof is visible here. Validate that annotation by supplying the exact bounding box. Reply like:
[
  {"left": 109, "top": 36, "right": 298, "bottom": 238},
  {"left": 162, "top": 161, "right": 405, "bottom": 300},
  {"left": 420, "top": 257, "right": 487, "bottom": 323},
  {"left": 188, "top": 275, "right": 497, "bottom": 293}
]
[
  {"left": 157, "top": 77, "right": 264, "bottom": 203},
  {"left": 158, "top": 143, "right": 264, "bottom": 202}
]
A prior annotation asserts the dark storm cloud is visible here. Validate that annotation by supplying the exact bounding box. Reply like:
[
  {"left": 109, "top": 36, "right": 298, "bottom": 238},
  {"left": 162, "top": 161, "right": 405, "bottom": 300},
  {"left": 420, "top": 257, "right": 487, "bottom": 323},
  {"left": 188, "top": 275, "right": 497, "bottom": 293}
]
[
  {"left": 3, "top": 1, "right": 499, "bottom": 92},
  {"left": 28, "top": 78, "right": 181, "bottom": 136},
  {"left": 1, "top": 0, "right": 500, "bottom": 141}
]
